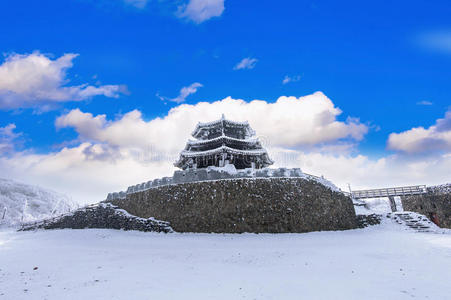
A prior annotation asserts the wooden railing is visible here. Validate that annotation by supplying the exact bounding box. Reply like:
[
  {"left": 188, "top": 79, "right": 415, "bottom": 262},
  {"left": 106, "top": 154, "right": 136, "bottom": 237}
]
[{"left": 351, "top": 185, "right": 427, "bottom": 199}]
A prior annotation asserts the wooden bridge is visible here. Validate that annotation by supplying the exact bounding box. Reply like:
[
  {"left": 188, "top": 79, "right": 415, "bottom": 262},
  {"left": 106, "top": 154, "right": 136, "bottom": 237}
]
[
  {"left": 348, "top": 185, "right": 427, "bottom": 212},
  {"left": 350, "top": 185, "right": 427, "bottom": 199}
]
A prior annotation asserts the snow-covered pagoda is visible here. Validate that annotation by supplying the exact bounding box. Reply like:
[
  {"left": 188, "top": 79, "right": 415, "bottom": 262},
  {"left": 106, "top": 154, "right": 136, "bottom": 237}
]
[{"left": 175, "top": 115, "right": 273, "bottom": 170}]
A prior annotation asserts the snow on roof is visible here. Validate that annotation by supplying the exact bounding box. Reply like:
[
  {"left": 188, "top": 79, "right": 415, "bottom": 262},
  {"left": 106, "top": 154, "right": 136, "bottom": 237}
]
[
  {"left": 179, "top": 145, "right": 270, "bottom": 158},
  {"left": 191, "top": 115, "right": 254, "bottom": 137},
  {"left": 186, "top": 134, "right": 260, "bottom": 147},
  {"left": 197, "top": 114, "right": 249, "bottom": 128}
]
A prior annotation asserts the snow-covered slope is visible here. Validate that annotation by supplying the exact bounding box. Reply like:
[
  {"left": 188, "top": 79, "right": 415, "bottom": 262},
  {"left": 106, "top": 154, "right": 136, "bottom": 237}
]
[
  {"left": 0, "top": 178, "right": 78, "bottom": 227},
  {"left": 361, "top": 197, "right": 393, "bottom": 213}
]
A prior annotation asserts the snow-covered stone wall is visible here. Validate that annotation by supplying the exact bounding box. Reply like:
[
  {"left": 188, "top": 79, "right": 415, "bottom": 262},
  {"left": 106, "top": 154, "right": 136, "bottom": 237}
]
[
  {"left": 401, "top": 184, "right": 451, "bottom": 229},
  {"left": 108, "top": 177, "right": 357, "bottom": 233},
  {"left": 106, "top": 166, "right": 340, "bottom": 201}
]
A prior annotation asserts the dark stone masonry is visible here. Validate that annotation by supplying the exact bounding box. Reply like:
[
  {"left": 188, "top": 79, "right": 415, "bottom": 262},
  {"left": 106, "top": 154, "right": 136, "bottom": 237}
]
[
  {"left": 356, "top": 214, "right": 382, "bottom": 228},
  {"left": 401, "top": 185, "right": 451, "bottom": 229},
  {"left": 20, "top": 203, "right": 173, "bottom": 233},
  {"left": 108, "top": 177, "right": 358, "bottom": 233}
]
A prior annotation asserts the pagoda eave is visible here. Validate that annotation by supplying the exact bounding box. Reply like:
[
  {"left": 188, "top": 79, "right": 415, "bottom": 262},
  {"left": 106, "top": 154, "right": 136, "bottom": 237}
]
[
  {"left": 174, "top": 145, "right": 273, "bottom": 170},
  {"left": 183, "top": 135, "right": 261, "bottom": 151},
  {"left": 180, "top": 145, "right": 269, "bottom": 158}
]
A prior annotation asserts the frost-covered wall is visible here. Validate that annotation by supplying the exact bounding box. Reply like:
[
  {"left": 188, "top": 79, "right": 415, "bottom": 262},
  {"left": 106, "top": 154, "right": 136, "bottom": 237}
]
[
  {"left": 108, "top": 177, "right": 357, "bottom": 233},
  {"left": 106, "top": 166, "right": 340, "bottom": 201},
  {"left": 401, "top": 184, "right": 451, "bottom": 229}
]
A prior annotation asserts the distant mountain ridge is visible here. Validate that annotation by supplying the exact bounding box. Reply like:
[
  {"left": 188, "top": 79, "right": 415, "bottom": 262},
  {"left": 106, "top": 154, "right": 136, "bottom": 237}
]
[{"left": 0, "top": 178, "right": 78, "bottom": 227}]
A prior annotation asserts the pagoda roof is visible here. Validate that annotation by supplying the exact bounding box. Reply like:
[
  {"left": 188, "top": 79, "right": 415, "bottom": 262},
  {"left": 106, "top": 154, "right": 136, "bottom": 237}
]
[
  {"left": 186, "top": 134, "right": 259, "bottom": 147},
  {"left": 191, "top": 114, "right": 255, "bottom": 138},
  {"left": 174, "top": 145, "right": 274, "bottom": 168},
  {"left": 175, "top": 116, "right": 273, "bottom": 170},
  {"left": 178, "top": 145, "right": 271, "bottom": 159}
]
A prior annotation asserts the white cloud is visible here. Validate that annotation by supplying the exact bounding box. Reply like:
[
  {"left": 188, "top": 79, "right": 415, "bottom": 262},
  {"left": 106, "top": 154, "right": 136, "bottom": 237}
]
[
  {"left": 282, "top": 75, "right": 301, "bottom": 85},
  {"left": 123, "top": 0, "right": 148, "bottom": 9},
  {"left": 416, "top": 100, "right": 433, "bottom": 106},
  {"left": 0, "top": 143, "right": 172, "bottom": 205},
  {"left": 2, "top": 143, "right": 450, "bottom": 205},
  {"left": 57, "top": 92, "right": 368, "bottom": 153},
  {"left": 2, "top": 92, "right": 449, "bottom": 205},
  {"left": 234, "top": 57, "right": 258, "bottom": 70},
  {"left": 157, "top": 82, "right": 203, "bottom": 104},
  {"left": 177, "top": 0, "right": 225, "bottom": 24},
  {"left": 295, "top": 152, "right": 451, "bottom": 190},
  {"left": 418, "top": 31, "right": 451, "bottom": 54},
  {"left": 387, "top": 110, "right": 451, "bottom": 153},
  {"left": 0, "top": 123, "right": 21, "bottom": 154},
  {"left": 0, "top": 52, "right": 127, "bottom": 110},
  {"left": 6, "top": 92, "right": 368, "bottom": 203},
  {"left": 268, "top": 147, "right": 451, "bottom": 189}
]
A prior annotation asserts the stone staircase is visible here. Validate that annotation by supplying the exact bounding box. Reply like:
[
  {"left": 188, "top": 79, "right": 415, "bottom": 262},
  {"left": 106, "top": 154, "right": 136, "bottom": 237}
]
[{"left": 388, "top": 212, "right": 435, "bottom": 233}]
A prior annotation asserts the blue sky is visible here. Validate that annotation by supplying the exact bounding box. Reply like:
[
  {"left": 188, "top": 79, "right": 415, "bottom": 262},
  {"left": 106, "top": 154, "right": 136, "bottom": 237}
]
[{"left": 0, "top": 0, "right": 450, "bottom": 202}]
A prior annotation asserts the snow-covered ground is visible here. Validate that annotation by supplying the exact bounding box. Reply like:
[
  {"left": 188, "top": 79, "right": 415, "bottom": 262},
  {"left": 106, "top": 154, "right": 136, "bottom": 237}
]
[
  {"left": 360, "top": 197, "right": 393, "bottom": 213},
  {"left": 1, "top": 179, "right": 450, "bottom": 299},
  {"left": 1, "top": 219, "right": 450, "bottom": 299},
  {"left": 354, "top": 196, "right": 406, "bottom": 215}
]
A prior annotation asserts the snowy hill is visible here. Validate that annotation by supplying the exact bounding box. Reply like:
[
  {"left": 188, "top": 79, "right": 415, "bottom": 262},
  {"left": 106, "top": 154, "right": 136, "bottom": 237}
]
[{"left": 0, "top": 178, "right": 78, "bottom": 227}]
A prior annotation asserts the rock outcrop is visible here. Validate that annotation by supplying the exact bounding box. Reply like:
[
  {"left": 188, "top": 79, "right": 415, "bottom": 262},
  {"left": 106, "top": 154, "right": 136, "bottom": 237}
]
[
  {"left": 20, "top": 203, "right": 173, "bottom": 233},
  {"left": 356, "top": 214, "right": 382, "bottom": 228}
]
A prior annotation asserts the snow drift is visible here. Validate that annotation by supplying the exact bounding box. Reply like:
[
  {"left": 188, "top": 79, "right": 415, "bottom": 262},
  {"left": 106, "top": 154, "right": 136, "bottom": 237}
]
[{"left": 0, "top": 178, "right": 78, "bottom": 227}]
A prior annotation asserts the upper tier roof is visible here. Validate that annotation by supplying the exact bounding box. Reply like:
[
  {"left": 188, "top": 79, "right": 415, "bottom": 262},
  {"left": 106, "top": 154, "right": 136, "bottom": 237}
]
[
  {"left": 179, "top": 145, "right": 270, "bottom": 158},
  {"left": 191, "top": 114, "right": 255, "bottom": 139},
  {"left": 186, "top": 134, "right": 259, "bottom": 147}
]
